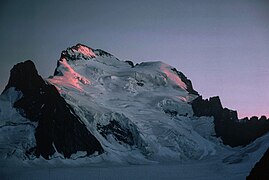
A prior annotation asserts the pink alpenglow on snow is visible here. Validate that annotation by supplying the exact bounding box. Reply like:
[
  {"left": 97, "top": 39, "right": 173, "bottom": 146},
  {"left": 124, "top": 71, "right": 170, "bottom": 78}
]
[
  {"left": 160, "top": 64, "right": 187, "bottom": 90},
  {"left": 72, "top": 44, "right": 96, "bottom": 58},
  {"left": 177, "top": 96, "right": 188, "bottom": 102},
  {"left": 48, "top": 57, "right": 90, "bottom": 91}
]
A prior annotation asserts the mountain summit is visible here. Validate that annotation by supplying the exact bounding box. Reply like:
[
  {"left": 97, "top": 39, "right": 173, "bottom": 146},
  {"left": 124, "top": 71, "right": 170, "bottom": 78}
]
[{"left": 0, "top": 43, "right": 268, "bottom": 178}]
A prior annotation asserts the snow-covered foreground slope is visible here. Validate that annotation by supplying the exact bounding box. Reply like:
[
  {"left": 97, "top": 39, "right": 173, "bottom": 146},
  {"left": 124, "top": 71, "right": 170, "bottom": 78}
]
[
  {"left": 1, "top": 133, "right": 269, "bottom": 180},
  {"left": 0, "top": 44, "right": 268, "bottom": 179}
]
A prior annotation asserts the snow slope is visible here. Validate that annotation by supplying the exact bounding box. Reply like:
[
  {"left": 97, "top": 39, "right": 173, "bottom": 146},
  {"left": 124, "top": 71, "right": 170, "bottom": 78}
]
[
  {"left": 0, "top": 88, "right": 36, "bottom": 160},
  {"left": 1, "top": 133, "right": 269, "bottom": 180}
]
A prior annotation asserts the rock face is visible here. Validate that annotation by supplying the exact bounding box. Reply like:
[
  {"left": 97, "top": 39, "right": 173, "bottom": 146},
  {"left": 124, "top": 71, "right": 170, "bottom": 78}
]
[
  {"left": 191, "top": 96, "right": 269, "bottom": 147},
  {"left": 3, "top": 60, "right": 104, "bottom": 159},
  {"left": 97, "top": 120, "right": 135, "bottom": 146},
  {"left": 247, "top": 148, "right": 269, "bottom": 179},
  {"left": 3, "top": 60, "right": 44, "bottom": 94}
]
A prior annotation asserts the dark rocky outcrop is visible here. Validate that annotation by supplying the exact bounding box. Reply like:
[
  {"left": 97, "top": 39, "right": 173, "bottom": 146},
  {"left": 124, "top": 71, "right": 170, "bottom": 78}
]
[
  {"left": 171, "top": 68, "right": 199, "bottom": 95},
  {"left": 191, "top": 96, "right": 269, "bottom": 147},
  {"left": 97, "top": 120, "right": 135, "bottom": 146},
  {"left": 125, "top": 60, "right": 135, "bottom": 68},
  {"left": 3, "top": 60, "right": 44, "bottom": 94},
  {"left": 2, "top": 60, "right": 104, "bottom": 159},
  {"left": 93, "top": 49, "right": 113, "bottom": 57},
  {"left": 136, "top": 82, "right": 144, "bottom": 87},
  {"left": 247, "top": 148, "right": 269, "bottom": 179},
  {"left": 191, "top": 96, "right": 223, "bottom": 118},
  {"left": 163, "top": 109, "right": 178, "bottom": 117}
]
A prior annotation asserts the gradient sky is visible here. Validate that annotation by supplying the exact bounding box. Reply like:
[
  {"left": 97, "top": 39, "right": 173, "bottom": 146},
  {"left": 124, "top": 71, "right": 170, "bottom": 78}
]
[{"left": 0, "top": 0, "right": 268, "bottom": 118}]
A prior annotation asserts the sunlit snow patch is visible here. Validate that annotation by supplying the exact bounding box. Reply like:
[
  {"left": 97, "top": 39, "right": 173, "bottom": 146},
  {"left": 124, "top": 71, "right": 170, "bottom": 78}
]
[
  {"left": 48, "top": 58, "right": 90, "bottom": 91},
  {"left": 72, "top": 44, "right": 96, "bottom": 58},
  {"left": 160, "top": 63, "right": 187, "bottom": 90}
]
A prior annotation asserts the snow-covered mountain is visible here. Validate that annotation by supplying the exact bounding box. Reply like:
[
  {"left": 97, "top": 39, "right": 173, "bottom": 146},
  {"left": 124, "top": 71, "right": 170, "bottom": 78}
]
[{"left": 0, "top": 43, "right": 268, "bottom": 179}]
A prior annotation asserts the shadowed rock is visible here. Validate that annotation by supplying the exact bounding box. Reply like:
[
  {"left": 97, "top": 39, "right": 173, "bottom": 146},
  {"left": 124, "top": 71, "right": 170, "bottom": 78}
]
[
  {"left": 247, "top": 148, "right": 269, "bottom": 179},
  {"left": 191, "top": 96, "right": 269, "bottom": 147},
  {"left": 125, "top": 60, "right": 135, "bottom": 68},
  {"left": 97, "top": 120, "right": 135, "bottom": 146}
]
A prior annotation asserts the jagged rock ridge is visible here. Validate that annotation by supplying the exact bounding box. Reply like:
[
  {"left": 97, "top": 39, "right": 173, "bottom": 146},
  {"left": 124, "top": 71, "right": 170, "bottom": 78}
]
[{"left": 191, "top": 96, "right": 269, "bottom": 147}]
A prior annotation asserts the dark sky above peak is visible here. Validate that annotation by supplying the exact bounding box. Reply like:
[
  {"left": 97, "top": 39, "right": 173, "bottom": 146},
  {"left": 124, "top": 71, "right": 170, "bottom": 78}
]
[{"left": 0, "top": 0, "right": 268, "bottom": 118}]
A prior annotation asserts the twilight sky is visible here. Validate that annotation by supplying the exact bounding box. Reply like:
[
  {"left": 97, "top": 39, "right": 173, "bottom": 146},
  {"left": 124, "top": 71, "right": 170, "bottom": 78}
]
[{"left": 0, "top": 0, "right": 268, "bottom": 118}]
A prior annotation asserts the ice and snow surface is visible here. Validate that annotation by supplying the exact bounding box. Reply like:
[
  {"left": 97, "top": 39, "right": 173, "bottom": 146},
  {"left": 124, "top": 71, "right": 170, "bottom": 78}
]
[
  {"left": 0, "top": 45, "right": 268, "bottom": 179},
  {"left": 1, "top": 133, "right": 269, "bottom": 180},
  {"left": 0, "top": 88, "right": 36, "bottom": 160}
]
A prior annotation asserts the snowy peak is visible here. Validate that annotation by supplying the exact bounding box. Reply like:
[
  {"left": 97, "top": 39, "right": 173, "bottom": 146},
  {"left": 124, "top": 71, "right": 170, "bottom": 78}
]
[
  {"left": 71, "top": 43, "right": 96, "bottom": 57},
  {"left": 60, "top": 43, "right": 96, "bottom": 61},
  {"left": 71, "top": 43, "right": 96, "bottom": 58},
  {"left": 60, "top": 43, "right": 115, "bottom": 62}
]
